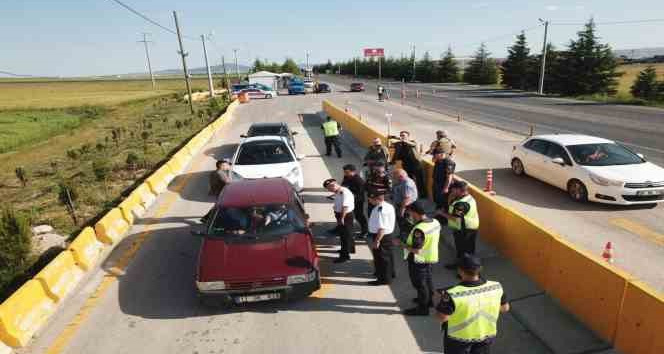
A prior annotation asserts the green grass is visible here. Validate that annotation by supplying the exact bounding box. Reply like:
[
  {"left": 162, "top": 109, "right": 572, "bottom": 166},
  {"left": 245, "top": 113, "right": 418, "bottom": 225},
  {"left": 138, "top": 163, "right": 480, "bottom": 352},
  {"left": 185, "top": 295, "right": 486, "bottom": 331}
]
[
  {"left": 616, "top": 63, "right": 664, "bottom": 96},
  {"left": 0, "top": 110, "right": 82, "bottom": 153}
]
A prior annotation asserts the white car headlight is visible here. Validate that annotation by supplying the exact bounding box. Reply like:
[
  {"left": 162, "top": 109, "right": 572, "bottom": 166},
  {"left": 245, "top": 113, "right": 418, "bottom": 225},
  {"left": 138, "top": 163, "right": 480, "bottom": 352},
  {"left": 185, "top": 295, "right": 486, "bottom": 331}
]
[
  {"left": 285, "top": 167, "right": 301, "bottom": 181},
  {"left": 196, "top": 281, "right": 226, "bottom": 291},
  {"left": 589, "top": 173, "right": 623, "bottom": 187},
  {"left": 287, "top": 270, "right": 317, "bottom": 285}
]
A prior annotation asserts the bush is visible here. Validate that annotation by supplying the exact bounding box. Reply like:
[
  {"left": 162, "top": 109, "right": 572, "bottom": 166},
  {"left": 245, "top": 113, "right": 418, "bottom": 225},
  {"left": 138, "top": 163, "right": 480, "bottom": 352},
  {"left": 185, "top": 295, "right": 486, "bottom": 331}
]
[
  {"left": 126, "top": 152, "right": 140, "bottom": 167},
  {"left": 68, "top": 105, "right": 106, "bottom": 120},
  {"left": 92, "top": 158, "right": 112, "bottom": 181},
  {"left": 0, "top": 206, "right": 32, "bottom": 293},
  {"left": 15, "top": 167, "right": 28, "bottom": 187},
  {"left": 66, "top": 149, "right": 79, "bottom": 160}
]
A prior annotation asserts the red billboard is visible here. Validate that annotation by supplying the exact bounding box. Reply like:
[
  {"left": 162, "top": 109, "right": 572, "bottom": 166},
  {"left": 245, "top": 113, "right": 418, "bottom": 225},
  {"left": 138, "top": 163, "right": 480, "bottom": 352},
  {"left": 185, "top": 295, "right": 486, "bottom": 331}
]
[{"left": 363, "top": 48, "right": 385, "bottom": 58}]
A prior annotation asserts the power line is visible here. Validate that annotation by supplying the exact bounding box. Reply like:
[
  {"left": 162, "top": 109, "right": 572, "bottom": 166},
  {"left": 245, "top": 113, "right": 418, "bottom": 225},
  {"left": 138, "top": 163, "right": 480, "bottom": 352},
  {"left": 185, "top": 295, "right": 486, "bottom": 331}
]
[
  {"left": 105, "top": 0, "right": 197, "bottom": 40},
  {"left": 552, "top": 18, "right": 664, "bottom": 26}
]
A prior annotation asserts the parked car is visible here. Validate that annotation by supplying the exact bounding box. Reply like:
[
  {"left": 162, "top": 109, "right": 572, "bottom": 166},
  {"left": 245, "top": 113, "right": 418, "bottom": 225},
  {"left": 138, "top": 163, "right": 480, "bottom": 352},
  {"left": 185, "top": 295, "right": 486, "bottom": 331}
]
[
  {"left": 193, "top": 178, "right": 320, "bottom": 307},
  {"left": 288, "top": 82, "right": 306, "bottom": 95},
  {"left": 231, "top": 83, "right": 252, "bottom": 95},
  {"left": 315, "top": 83, "right": 331, "bottom": 93},
  {"left": 241, "top": 122, "right": 298, "bottom": 151},
  {"left": 231, "top": 136, "right": 304, "bottom": 191},
  {"left": 240, "top": 87, "right": 275, "bottom": 99},
  {"left": 511, "top": 134, "right": 664, "bottom": 205},
  {"left": 350, "top": 82, "right": 365, "bottom": 92},
  {"left": 303, "top": 79, "right": 315, "bottom": 91}
]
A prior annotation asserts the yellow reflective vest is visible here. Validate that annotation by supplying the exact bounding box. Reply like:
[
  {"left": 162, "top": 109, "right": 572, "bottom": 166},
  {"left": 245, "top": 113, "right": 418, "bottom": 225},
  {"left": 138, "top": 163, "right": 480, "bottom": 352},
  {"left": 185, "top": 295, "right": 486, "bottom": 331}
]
[
  {"left": 403, "top": 219, "right": 441, "bottom": 263},
  {"left": 448, "top": 194, "right": 479, "bottom": 231},
  {"left": 447, "top": 281, "right": 504, "bottom": 342},
  {"left": 322, "top": 121, "right": 339, "bottom": 137}
]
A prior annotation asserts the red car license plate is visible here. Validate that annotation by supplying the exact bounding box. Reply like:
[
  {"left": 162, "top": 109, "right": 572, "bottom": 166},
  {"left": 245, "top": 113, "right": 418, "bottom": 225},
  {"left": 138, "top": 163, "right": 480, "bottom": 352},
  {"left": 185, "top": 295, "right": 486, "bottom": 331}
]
[{"left": 234, "top": 293, "right": 281, "bottom": 304}]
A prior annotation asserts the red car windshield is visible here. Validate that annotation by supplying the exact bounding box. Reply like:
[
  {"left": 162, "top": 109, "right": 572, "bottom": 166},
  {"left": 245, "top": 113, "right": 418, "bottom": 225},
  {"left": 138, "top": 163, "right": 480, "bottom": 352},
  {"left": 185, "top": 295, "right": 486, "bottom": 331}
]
[{"left": 208, "top": 204, "right": 305, "bottom": 239}]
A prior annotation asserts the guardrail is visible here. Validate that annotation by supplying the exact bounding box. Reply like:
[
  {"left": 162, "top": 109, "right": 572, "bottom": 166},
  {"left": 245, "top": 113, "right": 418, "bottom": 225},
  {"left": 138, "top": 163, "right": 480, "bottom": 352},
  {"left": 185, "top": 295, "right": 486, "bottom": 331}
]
[
  {"left": 322, "top": 99, "right": 664, "bottom": 354},
  {"left": 0, "top": 99, "right": 239, "bottom": 352}
]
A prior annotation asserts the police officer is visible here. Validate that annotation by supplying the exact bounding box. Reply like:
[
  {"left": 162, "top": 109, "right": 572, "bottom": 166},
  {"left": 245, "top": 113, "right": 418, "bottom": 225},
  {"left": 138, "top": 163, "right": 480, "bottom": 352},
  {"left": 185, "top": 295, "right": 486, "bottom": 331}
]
[
  {"left": 395, "top": 200, "right": 441, "bottom": 316},
  {"left": 321, "top": 116, "right": 342, "bottom": 158},
  {"left": 323, "top": 178, "right": 355, "bottom": 263},
  {"left": 390, "top": 131, "right": 426, "bottom": 197},
  {"left": 364, "top": 137, "right": 390, "bottom": 168},
  {"left": 437, "top": 180, "right": 479, "bottom": 269},
  {"left": 341, "top": 164, "right": 368, "bottom": 238},
  {"left": 434, "top": 254, "right": 510, "bottom": 354},
  {"left": 367, "top": 190, "right": 396, "bottom": 285},
  {"left": 426, "top": 130, "right": 457, "bottom": 156},
  {"left": 378, "top": 85, "right": 385, "bottom": 101},
  {"left": 365, "top": 161, "right": 391, "bottom": 217}
]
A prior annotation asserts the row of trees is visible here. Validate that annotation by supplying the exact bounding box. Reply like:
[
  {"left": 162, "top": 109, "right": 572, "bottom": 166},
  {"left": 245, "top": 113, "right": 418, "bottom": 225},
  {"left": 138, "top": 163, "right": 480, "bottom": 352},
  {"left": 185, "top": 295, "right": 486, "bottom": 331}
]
[
  {"left": 252, "top": 58, "right": 301, "bottom": 75},
  {"left": 631, "top": 66, "right": 664, "bottom": 101},
  {"left": 318, "top": 19, "right": 648, "bottom": 98}
]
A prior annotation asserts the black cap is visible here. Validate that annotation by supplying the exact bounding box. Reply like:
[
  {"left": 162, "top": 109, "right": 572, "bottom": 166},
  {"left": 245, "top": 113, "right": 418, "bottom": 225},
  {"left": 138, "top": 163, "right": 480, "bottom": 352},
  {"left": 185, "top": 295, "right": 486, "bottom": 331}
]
[
  {"left": 343, "top": 164, "right": 357, "bottom": 171},
  {"left": 323, "top": 178, "right": 337, "bottom": 188},
  {"left": 449, "top": 180, "right": 468, "bottom": 190},
  {"left": 406, "top": 200, "right": 427, "bottom": 215},
  {"left": 367, "top": 190, "right": 386, "bottom": 199},
  {"left": 459, "top": 254, "right": 482, "bottom": 270}
]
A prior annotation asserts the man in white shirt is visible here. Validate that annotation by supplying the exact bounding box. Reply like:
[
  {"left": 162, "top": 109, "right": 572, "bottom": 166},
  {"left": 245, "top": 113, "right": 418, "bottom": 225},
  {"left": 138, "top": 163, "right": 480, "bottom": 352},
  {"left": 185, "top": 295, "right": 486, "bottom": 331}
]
[
  {"left": 324, "top": 178, "right": 355, "bottom": 263},
  {"left": 367, "top": 190, "right": 397, "bottom": 285}
]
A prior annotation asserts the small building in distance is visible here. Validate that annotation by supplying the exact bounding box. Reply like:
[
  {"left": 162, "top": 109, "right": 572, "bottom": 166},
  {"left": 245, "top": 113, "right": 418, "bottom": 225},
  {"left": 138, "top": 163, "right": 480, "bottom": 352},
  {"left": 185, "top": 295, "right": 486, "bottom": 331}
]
[{"left": 248, "top": 71, "right": 280, "bottom": 91}]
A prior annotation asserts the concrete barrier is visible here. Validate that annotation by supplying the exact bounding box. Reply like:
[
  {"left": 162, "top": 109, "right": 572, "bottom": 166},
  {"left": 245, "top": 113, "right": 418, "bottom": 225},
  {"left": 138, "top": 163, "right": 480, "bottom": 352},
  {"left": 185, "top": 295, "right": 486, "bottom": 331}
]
[
  {"left": 118, "top": 191, "right": 145, "bottom": 225},
  {"left": 34, "top": 252, "right": 84, "bottom": 303},
  {"left": 145, "top": 165, "right": 174, "bottom": 195},
  {"left": 321, "top": 99, "right": 664, "bottom": 353},
  {"left": 615, "top": 281, "right": 664, "bottom": 354},
  {"left": 67, "top": 227, "right": 105, "bottom": 271},
  {"left": 133, "top": 183, "right": 156, "bottom": 212},
  {"left": 0, "top": 280, "right": 56, "bottom": 347},
  {"left": 94, "top": 208, "right": 130, "bottom": 245}
]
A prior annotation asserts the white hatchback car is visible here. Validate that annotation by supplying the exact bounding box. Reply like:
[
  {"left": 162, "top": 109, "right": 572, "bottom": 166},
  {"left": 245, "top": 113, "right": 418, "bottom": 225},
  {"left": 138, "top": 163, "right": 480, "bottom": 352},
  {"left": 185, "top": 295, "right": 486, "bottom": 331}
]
[
  {"left": 511, "top": 134, "right": 664, "bottom": 205},
  {"left": 231, "top": 136, "right": 304, "bottom": 192}
]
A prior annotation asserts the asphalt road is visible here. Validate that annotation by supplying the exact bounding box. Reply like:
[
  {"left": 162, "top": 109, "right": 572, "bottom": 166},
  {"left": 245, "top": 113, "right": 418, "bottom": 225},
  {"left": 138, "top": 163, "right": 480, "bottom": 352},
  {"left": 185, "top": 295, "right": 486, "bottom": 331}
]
[
  {"left": 322, "top": 75, "right": 664, "bottom": 166},
  {"left": 319, "top": 79, "right": 664, "bottom": 294}
]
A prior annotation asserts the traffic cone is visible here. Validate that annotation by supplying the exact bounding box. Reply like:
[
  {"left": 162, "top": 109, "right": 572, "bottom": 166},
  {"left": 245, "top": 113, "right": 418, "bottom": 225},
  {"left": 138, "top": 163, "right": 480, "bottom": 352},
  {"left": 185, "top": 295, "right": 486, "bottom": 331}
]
[
  {"left": 484, "top": 169, "right": 496, "bottom": 195},
  {"left": 602, "top": 242, "right": 614, "bottom": 263}
]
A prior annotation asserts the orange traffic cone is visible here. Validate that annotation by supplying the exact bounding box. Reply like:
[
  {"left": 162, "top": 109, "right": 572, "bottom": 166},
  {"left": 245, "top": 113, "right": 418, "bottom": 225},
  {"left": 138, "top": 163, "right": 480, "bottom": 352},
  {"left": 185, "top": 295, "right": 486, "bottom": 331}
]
[
  {"left": 602, "top": 242, "right": 614, "bottom": 263},
  {"left": 484, "top": 169, "right": 496, "bottom": 195}
]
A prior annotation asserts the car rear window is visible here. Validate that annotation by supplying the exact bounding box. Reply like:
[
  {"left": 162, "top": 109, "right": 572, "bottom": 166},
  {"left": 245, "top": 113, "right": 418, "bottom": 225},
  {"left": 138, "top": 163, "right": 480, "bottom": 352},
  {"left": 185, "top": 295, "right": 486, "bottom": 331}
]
[
  {"left": 235, "top": 140, "right": 293, "bottom": 165},
  {"left": 208, "top": 204, "right": 305, "bottom": 239},
  {"left": 249, "top": 126, "right": 284, "bottom": 137}
]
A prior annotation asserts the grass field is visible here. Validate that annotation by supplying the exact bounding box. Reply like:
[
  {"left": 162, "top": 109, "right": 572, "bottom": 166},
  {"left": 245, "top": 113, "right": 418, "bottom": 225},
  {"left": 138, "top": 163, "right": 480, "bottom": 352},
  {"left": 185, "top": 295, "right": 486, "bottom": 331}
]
[
  {"left": 0, "top": 77, "right": 214, "bottom": 109},
  {"left": 616, "top": 63, "right": 664, "bottom": 96},
  {"left": 0, "top": 110, "right": 82, "bottom": 153}
]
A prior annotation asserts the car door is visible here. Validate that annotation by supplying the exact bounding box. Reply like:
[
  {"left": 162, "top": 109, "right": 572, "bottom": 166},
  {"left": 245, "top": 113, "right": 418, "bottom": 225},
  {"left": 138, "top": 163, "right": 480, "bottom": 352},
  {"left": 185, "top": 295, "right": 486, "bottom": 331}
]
[
  {"left": 540, "top": 142, "right": 574, "bottom": 189},
  {"left": 522, "top": 139, "right": 551, "bottom": 180}
]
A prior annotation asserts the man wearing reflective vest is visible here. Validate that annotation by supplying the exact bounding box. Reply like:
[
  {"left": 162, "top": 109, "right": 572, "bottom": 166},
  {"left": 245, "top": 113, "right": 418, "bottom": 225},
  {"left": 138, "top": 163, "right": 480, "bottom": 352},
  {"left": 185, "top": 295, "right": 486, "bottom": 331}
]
[
  {"left": 321, "top": 116, "right": 343, "bottom": 158},
  {"left": 434, "top": 254, "right": 510, "bottom": 354},
  {"left": 395, "top": 200, "right": 441, "bottom": 316},
  {"left": 437, "top": 180, "right": 479, "bottom": 269}
]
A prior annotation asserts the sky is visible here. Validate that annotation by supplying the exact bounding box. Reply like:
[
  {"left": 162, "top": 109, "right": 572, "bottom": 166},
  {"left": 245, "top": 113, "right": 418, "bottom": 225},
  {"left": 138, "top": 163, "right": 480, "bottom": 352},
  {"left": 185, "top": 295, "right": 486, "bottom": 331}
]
[{"left": 2, "top": 0, "right": 664, "bottom": 77}]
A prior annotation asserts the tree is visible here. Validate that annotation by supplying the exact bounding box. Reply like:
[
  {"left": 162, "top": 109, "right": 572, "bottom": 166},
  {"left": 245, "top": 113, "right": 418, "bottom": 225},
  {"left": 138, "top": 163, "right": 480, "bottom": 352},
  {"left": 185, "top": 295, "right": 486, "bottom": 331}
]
[
  {"left": 416, "top": 51, "right": 435, "bottom": 82},
  {"left": 501, "top": 32, "right": 531, "bottom": 90},
  {"left": 555, "top": 19, "right": 622, "bottom": 96},
  {"left": 0, "top": 206, "right": 32, "bottom": 292},
  {"left": 281, "top": 58, "right": 301, "bottom": 75},
  {"left": 437, "top": 46, "right": 460, "bottom": 83},
  {"left": 252, "top": 58, "right": 264, "bottom": 73},
  {"left": 630, "top": 66, "right": 660, "bottom": 100},
  {"left": 463, "top": 43, "right": 499, "bottom": 85}
]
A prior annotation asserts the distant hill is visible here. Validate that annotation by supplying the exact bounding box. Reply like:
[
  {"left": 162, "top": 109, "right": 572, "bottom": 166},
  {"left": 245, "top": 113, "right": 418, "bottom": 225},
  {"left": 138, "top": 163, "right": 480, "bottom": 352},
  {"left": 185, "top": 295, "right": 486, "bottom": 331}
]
[
  {"left": 154, "top": 64, "right": 251, "bottom": 76},
  {"left": 614, "top": 47, "right": 664, "bottom": 59}
]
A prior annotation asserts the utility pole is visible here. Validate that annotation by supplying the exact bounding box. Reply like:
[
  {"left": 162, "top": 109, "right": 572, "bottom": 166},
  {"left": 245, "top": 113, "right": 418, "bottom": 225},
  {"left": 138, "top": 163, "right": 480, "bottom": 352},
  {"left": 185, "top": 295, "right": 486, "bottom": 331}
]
[
  {"left": 200, "top": 34, "right": 215, "bottom": 97},
  {"left": 378, "top": 56, "right": 382, "bottom": 84},
  {"left": 411, "top": 45, "right": 417, "bottom": 82},
  {"left": 221, "top": 55, "right": 229, "bottom": 90},
  {"left": 354, "top": 58, "right": 357, "bottom": 77},
  {"left": 306, "top": 52, "right": 310, "bottom": 71},
  {"left": 232, "top": 49, "right": 240, "bottom": 82},
  {"left": 138, "top": 33, "right": 156, "bottom": 90},
  {"left": 538, "top": 19, "right": 549, "bottom": 95},
  {"left": 173, "top": 11, "right": 194, "bottom": 114}
]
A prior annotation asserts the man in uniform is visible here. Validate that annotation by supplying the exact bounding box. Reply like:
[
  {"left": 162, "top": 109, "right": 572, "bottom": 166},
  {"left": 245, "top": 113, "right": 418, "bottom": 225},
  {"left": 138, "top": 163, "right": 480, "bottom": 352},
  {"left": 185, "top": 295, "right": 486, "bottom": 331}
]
[
  {"left": 365, "top": 161, "right": 391, "bottom": 217},
  {"left": 390, "top": 131, "right": 426, "bottom": 197},
  {"left": 395, "top": 200, "right": 441, "bottom": 316},
  {"left": 432, "top": 148, "right": 456, "bottom": 220},
  {"left": 434, "top": 254, "right": 510, "bottom": 354},
  {"left": 378, "top": 85, "right": 385, "bottom": 101},
  {"left": 426, "top": 130, "right": 456, "bottom": 157},
  {"left": 323, "top": 178, "right": 355, "bottom": 263},
  {"left": 321, "top": 116, "right": 343, "bottom": 158},
  {"left": 367, "top": 190, "right": 396, "bottom": 285},
  {"left": 436, "top": 180, "right": 480, "bottom": 269},
  {"left": 364, "top": 137, "right": 390, "bottom": 168},
  {"left": 342, "top": 164, "right": 368, "bottom": 238}
]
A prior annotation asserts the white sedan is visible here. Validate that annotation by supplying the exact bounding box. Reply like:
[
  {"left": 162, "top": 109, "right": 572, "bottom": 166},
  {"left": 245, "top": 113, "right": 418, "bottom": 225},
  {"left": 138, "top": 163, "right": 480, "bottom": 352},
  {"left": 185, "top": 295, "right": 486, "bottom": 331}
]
[
  {"left": 510, "top": 134, "right": 664, "bottom": 205},
  {"left": 231, "top": 136, "right": 304, "bottom": 192},
  {"left": 240, "top": 87, "right": 276, "bottom": 99}
]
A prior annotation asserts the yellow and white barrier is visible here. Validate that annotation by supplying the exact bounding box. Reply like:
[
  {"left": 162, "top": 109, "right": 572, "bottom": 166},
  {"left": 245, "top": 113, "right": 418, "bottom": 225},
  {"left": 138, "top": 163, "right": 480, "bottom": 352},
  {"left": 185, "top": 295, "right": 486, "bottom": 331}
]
[
  {"left": 145, "top": 165, "right": 174, "bottom": 195},
  {"left": 133, "top": 183, "right": 156, "bottom": 212},
  {"left": 67, "top": 227, "right": 105, "bottom": 271},
  {"left": 94, "top": 208, "right": 130, "bottom": 245},
  {"left": 34, "top": 252, "right": 85, "bottom": 303},
  {"left": 0, "top": 280, "right": 56, "bottom": 347}
]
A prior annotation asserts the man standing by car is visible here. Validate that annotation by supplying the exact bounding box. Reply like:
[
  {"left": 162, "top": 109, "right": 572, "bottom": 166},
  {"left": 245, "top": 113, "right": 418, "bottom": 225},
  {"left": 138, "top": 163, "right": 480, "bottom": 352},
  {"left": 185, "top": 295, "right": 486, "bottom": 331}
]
[
  {"left": 367, "top": 190, "right": 396, "bottom": 285},
  {"left": 437, "top": 181, "right": 480, "bottom": 269},
  {"left": 392, "top": 168, "right": 418, "bottom": 238},
  {"left": 432, "top": 148, "right": 456, "bottom": 221},
  {"left": 342, "top": 164, "right": 368, "bottom": 239},
  {"left": 201, "top": 159, "right": 232, "bottom": 223},
  {"left": 390, "top": 131, "right": 426, "bottom": 197},
  {"left": 324, "top": 178, "right": 355, "bottom": 263},
  {"left": 321, "top": 116, "right": 342, "bottom": 158}
]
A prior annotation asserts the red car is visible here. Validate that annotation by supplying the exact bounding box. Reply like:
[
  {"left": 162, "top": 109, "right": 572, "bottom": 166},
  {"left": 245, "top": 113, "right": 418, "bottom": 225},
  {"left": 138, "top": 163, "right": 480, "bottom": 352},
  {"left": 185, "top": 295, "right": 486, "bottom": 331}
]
[
  {"left": 193, "top": 178, "right": 320, "bottom": 307},
  {"left": 350, "top": 82, "right": 365, "bottom": 92}
]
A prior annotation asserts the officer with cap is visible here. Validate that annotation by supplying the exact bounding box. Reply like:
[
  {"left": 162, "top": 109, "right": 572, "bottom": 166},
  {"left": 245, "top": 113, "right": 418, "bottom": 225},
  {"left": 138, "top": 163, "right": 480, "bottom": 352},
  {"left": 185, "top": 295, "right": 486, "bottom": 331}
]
[
  {"left": 437, "top": 180, "right": 480, "bottom": 269},
  {"left": 367, "top": 190, "right": 396, "bottom": 285},
  {"left": 395, "top": 200, "right": 441, "bottom": 316},
  {"left": 321, "top": 116, "right": 343, "bottom": 158},
  {"left": 426, "top": 130, "right": 457, "bottom": 156},
  {"left": 434, "top": 254, "right": 509, "bottom": 354}
]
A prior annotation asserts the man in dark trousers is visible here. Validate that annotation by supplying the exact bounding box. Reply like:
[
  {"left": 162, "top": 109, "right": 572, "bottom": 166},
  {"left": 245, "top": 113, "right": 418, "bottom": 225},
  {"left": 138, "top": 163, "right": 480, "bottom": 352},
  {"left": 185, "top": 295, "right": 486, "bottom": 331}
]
[
  {"left": 436, "top": 181, "right": 480, "bottom": 269},
  {"left": 434, "top": 254, "right": 509, "bottom": 354},
  {"left": 321, "top": 116, "right": 342, "bottom": 158},
  {"left": 324, "top": 178, "right": 355, "bottom": 263},
  {"left": 390, "top": 130, "right": 426, "bottom": 197},
  {"left": 341, "top": 164, "right": 368, "bottom": 238},
  {"left": 201, "top": 159, "right": 232, "bottom": 223},
  {"left": 367, "top": 190, "right": 396, "bottom": 285},
  {"left": 432, "top": 148, "right": 456, "bottom": 223},
  {"left": 365, "top": 161, "right": 391, "bottom": 218}
]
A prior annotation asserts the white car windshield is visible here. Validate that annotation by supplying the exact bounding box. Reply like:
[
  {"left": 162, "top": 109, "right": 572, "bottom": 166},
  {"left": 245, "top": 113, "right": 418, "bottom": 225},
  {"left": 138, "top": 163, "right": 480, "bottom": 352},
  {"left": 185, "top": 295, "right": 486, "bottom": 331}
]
[
  {"left": 236, "top": 141, "right": 294, "bottom": 165},
  {"left": 566, "top": 143, "right": 643, "bottom": 166},
  {"left": 208, "top": 204, "right": 305, "bottom": 238}
]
